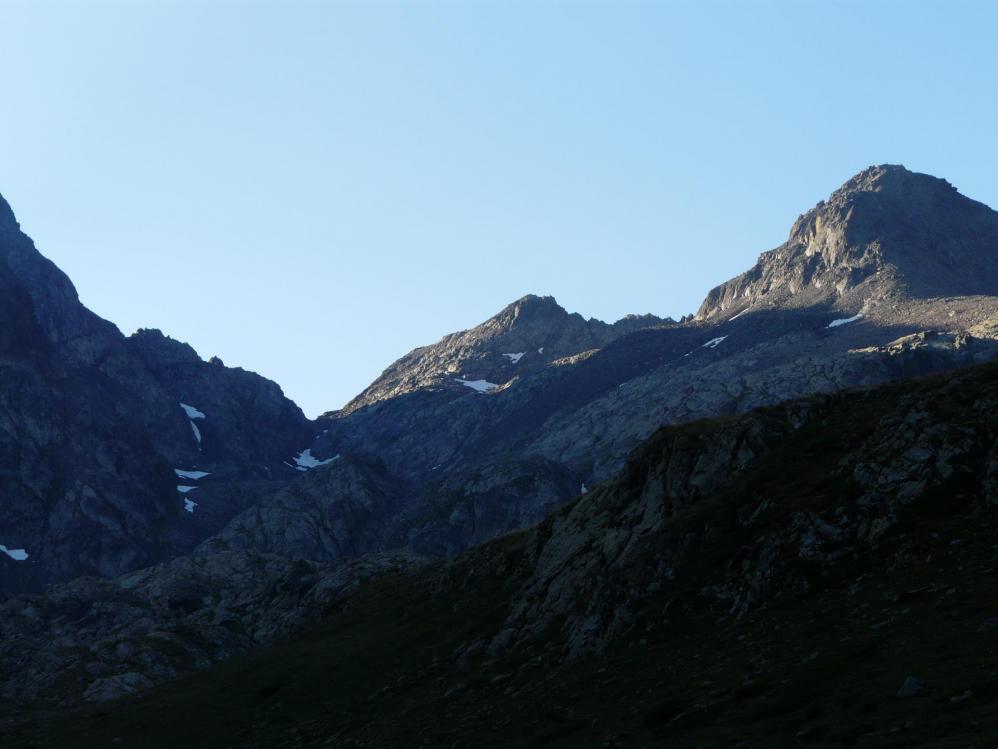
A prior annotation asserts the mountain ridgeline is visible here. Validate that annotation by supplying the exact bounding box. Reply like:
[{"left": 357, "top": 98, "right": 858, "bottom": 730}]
[{"left": 0, "top": 165, "right": 997, "bottom": 734}]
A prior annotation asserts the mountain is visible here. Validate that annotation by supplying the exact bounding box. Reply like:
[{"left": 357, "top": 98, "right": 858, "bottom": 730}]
[
  {"left": 0, "top": 193, "right": 315, "bottom": 593},
  {"left": 1, "top": 163, "right": 997, "bottom": 730},
  {"left": 4, "top": 165, "right": 997, "bottom": 597},
  {"left": 210, "top": 165, "right": 997, "bottom": 568},
  {"left": 340, "top": 294, "right": 670, "bottom": 414},
  {"left": 5, "top": 359, "right": 997, "bottom": 747},
  {"left": 697, "top": 164, "right": 998, "bottom": 322}
]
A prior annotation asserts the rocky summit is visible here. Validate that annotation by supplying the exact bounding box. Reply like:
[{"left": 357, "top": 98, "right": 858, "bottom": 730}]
[
  {"left": 697, "top": 165, "right": 998, "bottom": 322},
  {"left": 0, "top": 165, "right": 997, "bottom": 748},
  {"left": 339, "top": 293, "right": 670, "bottom": 414}
]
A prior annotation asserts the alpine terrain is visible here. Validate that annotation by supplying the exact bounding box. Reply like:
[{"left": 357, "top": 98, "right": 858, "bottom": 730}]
[{"left": 0, "top": 164, "right": 996, "bottom": 748}]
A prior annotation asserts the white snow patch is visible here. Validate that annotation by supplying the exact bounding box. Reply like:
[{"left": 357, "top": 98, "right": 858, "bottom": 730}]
[
  {"left": 702, "top": 336, "right": 728, "bottom": 349},
  {"left": 827, "top": 313, "right": 863, "bottom": 328},
  {"left": 174, "top": 469, "right": 210, "bottom": 480},
  {"left": 580, "top": 483, "right": 588, "bottom": 494},
  {"left": 189, "top": 420, "right": 202, "bottom": 445},
  {"left": 503, "top": 352, "right": 526, "bottom": 364},
  {"left": 179, "top": 403, "right": 206, "bottom": 419},
  {"left": 293, "top": 449, "right": 339, "bottom": 471},
  {"left": 183, "top": 498, "right": 197, "bottom": 513},
  {"left": 0, "top": 544, "right": 28, "bottom": 561},
  {"left": 538, "top": 347, "right": 544, "bottom": 354},
  {"left": 728, "top": 309, "right": 749, "bottom": 322},
  {"left": 454, "top": 378, "right": 498, "bottom": 393},
  {"left": 176, "top": 485, "right": 198, "bottom": 494}
]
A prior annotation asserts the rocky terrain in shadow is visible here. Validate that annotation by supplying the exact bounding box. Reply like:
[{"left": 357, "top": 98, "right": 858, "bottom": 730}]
[{"left": 4, "top": 357, "right": 996, "bottom": 748}]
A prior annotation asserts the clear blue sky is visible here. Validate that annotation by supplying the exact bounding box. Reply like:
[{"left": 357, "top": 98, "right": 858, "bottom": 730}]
[{"left": 1, "top": 1, "right": 995, "bottom": 417}]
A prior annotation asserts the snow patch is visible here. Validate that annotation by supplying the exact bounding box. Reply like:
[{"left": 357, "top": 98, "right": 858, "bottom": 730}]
[
  {"left": 183, "top": 498, "right": 197, "bottom": 513},
  {"left": 174, "top": 469, "right": 210, "bottom": 480},
  {"left": 0, "top": 544, "right": 28, "bottom": 561},
  {"left": 179, "top": 403, "right": 206, "bottom": 420},
  {"left": 454, "top": 378, "right": 498, "bottom": 393},
  {"left": 702, "top": 336, "right": 728, "bottom": 349},
  {"left": 293, "top": 449, "right": 339, "bottom": 471},
  {"left": 503, "top": 352, "right": 526, "bottom": 364},
  {"left": 189, "top": 420, "right": 202, "bottom": 446},
  {"left": 728, "top": 309, "right": 749, "bottom": 321},
  {"left": 827, "top": 313, "right": 863, "bottom": 328},
  {"left": 538, "top": 347, "right": 544, "bottom": 354},
  {"left": 176, "top": 485, "right": 198, "bottom": 494}
]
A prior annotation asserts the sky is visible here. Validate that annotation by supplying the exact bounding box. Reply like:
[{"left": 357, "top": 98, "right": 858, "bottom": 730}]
[{"left": 1, "top": 0, "right": 996, "bottom": 417}]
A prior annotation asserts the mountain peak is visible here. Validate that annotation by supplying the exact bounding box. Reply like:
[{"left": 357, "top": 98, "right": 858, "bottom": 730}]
[
  {"left": 833, "top": 163, "right": 916, "bottom": 194},
  {"left": 697, "top": 166, "right": 998, "bottom": 321},
  {"left": 487, "top": 294, "right": 569, "bottom": 333},
  {"left": 337, "top": 294, "right": 667, "bottom": 414},
  {"left": 511, "top": 293, "right": 558, "bottom": 306}
]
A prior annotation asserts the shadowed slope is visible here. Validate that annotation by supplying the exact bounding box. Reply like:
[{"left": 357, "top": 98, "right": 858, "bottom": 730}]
[{"left": 4, "top": 361, "right": 997, "bottom": 748}]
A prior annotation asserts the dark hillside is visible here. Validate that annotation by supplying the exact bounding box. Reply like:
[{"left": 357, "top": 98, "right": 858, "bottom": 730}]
[{"left": 6, "top": 361, "right": 997, "bottom": 748}]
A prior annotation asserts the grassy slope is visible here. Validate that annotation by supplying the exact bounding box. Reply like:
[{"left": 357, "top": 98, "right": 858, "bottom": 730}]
[{"left": 4, "top": 365, "right": 998, "bottom": 749}]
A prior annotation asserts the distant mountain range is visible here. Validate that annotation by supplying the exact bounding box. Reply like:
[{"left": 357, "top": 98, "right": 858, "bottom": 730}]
[{"left": 1, "top": 164, "right": 997, "bottom": 723}]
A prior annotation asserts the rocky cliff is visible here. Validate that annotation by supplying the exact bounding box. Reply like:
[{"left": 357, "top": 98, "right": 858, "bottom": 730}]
[{"left": 0, "top": 194, "right": 314, "bottom": 593}]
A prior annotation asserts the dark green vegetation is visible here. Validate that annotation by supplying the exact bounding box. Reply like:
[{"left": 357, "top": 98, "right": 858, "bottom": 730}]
[{"left": 3, "top": 363, "right": 998, "bottom": 748}]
